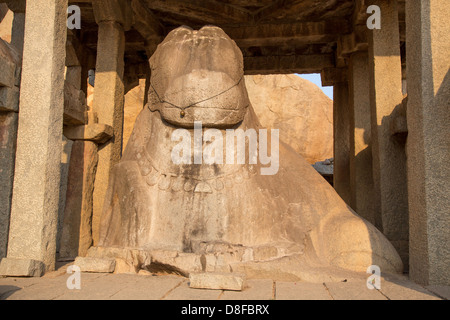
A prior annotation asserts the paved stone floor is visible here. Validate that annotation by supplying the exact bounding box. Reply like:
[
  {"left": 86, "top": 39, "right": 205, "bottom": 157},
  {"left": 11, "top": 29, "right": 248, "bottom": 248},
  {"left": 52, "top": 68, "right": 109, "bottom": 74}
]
[{"left": 0, "top": 263, "right": 448, "bottom": 300}]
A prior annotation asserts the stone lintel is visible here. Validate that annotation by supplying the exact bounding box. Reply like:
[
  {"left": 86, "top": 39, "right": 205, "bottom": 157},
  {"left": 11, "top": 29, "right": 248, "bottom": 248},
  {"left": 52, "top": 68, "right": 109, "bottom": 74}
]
[{"left": 63, "top": 123, "right": 114, "bottom": 144}]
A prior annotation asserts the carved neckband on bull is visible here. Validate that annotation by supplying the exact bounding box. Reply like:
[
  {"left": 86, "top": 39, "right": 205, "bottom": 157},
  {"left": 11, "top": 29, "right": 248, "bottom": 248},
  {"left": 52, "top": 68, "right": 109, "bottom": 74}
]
[{"left": 149, "top": 75, "right": 244, "bottom": 118}]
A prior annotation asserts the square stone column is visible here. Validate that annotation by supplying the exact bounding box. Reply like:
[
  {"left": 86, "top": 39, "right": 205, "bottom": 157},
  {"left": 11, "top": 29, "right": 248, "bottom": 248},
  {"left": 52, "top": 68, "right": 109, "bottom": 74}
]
[
  {"left": 59, "top": 140, "right": 98, "bottom": 259},
  {"left": 0, "top": 112, "right": 18, "bottom": 259},
  {"left": 367, "top": 0, "right": 409, "bottom": 267},
  {"left": 333, "top": 77, "right": 351, "bottom": 205},
  {"left": 0, "top": 0, "right": 25, "bottom": 261},
  {"left": 91, "top": 20, "right": 125, "bottom": 245},
  {"left": 406, "top": 0, "right": 450, "bottom": 286},
  {"left": 0, "top": 0, "right": 68, "bottom": 276},
  {"left": 348, "top": 51, "right": 380, "bottom": 228}
]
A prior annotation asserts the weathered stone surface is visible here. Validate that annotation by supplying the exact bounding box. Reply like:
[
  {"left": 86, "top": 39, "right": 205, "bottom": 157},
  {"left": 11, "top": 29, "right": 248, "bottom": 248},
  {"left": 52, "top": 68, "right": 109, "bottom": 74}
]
[
  {"left": 189, "top": 272, "right": 245, "bottom": 291},
  {"left": 245, "top": 74, "right": 333, "bottom": 164},
  {"left": 92, "top": 0, "right": 133, "bottom": 31},
  {"left": 63, "top": 81, "right": 86, "bottom": 125},
  {"left": 406, "top": 0, "right": 450, "bottom": 286},
  {"left": 0, "top": 38, "right": 17, "bottom": 87},
  {"left": 276, "top": 282, "right": 331, "bottom": 300},
  {"left": 368, "top": 0, "right": 409, "bottom": 268},
  {"left": 148, "top": 250, "right": 203, "bottom": 276},
  {"left": 63, "top": 123, "right": 113, "bottom": 144},
  {"left": 4, "top": 0, "right": 26, "bottom": 13},
  {"left": 123, "top": 79, "right": 146, "bottom": 151},
  {"left": 220, "top": 279, "right": 273, "bottom": 300},
  {"left": 56, "top": 135, "right": 73, "bottom": 254},
  {"left": 95, "top": 26, "right": 402, "bottom": 282},
  {"left": 0, "top": 5, "right": 12, "bottom": 42},
  {"left": 123, "top": 76, "right": 333, "bottom": 164},
  {"left": 163, "top": 280, "right": 221, "bottom": 300},
  {"left": 0, "top": 85, "right": 18, "bottom": 112},
  {"left": 91, "top": 19, "right": 125, "bottom": 246},
  {"left": 10, "top": 11, "right": 25, "bottom": 55},
  {"left": 5, "top": 0, "right": 68, "bottom": 272},
  {"left": 0, "top": 31, "right": 21, "bottom": 262},
  {"left": 73, "top": 257, "right": 116, "bottom": 273},
  {"left": 333, "top": 79, "right": 351, "bottom": 204},
  {"left": 313, "top": 158, "right": 333, "bottom": 176},
  {"left": 348, "top": 51, "right": 379, "bottom": 228},
  {"left": 325, "top": 280, "right": 387, "bottom": 300},
  {"left": 148, "top": 26, "right": 249, "bottom": 129},
  {"left": 59, "top": 141, "right": 98, "bottom": 259},
  {"left": 86, "top": 246, "right": 152, "bottom": 273},
  {"left": 0, "top": 111, "right": 17, "bottom": 259},
  {"left": 0, "top": 258, "right": 45, "bottom": 277}
]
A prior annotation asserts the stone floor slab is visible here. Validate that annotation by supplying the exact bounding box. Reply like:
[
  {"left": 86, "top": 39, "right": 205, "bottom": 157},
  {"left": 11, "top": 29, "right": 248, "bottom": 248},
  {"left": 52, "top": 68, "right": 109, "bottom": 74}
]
[
  {"left": 220, "top": 279, "right": 273, "bottom": 300},
  {"left": 276, "top": 282, "right": 332, "bottom": 300},
  {"left": 426, "top": 286, "right": 450, "bottom": 300},
  {"left": 324, "top": 280, "right": 387, "bottom": 300},
  {"left": 54, "top": 273, "right": 129, "bottom": 300},
  {"left": 0, "top": 272, "right": 447, "bottom": 300},
  {"left": 110, "top": 275, "right": 185, "bottom": 300},
  {"left": 163, "top": 280, "right": 222, "bottom": 300},
  {"left": 379, "top": 274, "right": 440, "bottom": 300}
]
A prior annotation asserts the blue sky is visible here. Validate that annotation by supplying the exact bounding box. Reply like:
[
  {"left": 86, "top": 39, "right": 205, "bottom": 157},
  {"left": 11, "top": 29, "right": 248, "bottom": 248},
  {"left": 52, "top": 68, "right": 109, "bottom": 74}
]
[{"left": 296, "top": 73, "right": 333, "bottom": 100}]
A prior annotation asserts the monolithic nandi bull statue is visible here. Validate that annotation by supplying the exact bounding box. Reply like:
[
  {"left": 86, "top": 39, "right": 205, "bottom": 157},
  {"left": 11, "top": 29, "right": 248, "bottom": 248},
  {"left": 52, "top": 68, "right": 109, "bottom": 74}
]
[{"left": 95, "top": 26, "right": 402, "bottom": 280}]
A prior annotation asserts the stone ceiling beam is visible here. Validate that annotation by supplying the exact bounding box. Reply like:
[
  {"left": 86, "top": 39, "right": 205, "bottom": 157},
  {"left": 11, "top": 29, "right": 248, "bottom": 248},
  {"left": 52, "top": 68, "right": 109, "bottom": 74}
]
[
  {"left": 1, "top": 0, "right": 26, "bottom": 13},
  {"left": 224, "top": 20, "right": 350, "bottom": 47},
  {"left": 244, "top": 53, "right": 334, "bottom": 75},
  {"left": 145, "top": 0, "right": 252, "bottom": 24},
  {"left": 131, "top": 0, "right": 164, "bottom": 41}
]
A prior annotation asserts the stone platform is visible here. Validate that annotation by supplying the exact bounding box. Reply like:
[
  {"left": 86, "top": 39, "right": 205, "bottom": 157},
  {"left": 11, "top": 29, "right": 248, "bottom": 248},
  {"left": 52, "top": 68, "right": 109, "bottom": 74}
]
[{"left": 0, "top": 263, "right": 447, "bottom": 300}]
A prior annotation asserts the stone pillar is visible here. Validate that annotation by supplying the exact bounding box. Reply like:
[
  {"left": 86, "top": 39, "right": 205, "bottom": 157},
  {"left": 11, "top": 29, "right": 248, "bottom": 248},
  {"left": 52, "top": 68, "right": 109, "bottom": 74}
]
[
  {"left": 0, "top": 0, "right": 68, "bottom": 276},
  {"left": 91, "top": 11, "right": 126, "bottom": 245},
  {"left": 59, "top": 140, "right": 98, "bottom": 259},
  {"left": 367, "top": 0, "right": 409, "bottom": 267},
  {"left": 348, "top": 51, "right": 380, "bottom": 228},
  {"left": 333, "top": 76, "right": 351, "bottom": 204},
  {"left": 0, "top": 112, "right": 17, "bottom": 259},
  {"left": 0, "top": 1, "right": 24, "bottom": 261},
  {"left": 406, "top": 0, "right": 450, "bottom": 286}
]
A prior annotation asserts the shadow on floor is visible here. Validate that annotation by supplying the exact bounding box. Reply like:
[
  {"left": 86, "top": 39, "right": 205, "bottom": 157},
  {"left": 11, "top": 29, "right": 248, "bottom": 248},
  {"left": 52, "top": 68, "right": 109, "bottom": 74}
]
[{"left": 0, "top": 285, "right": 21, "bottom": 300}]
